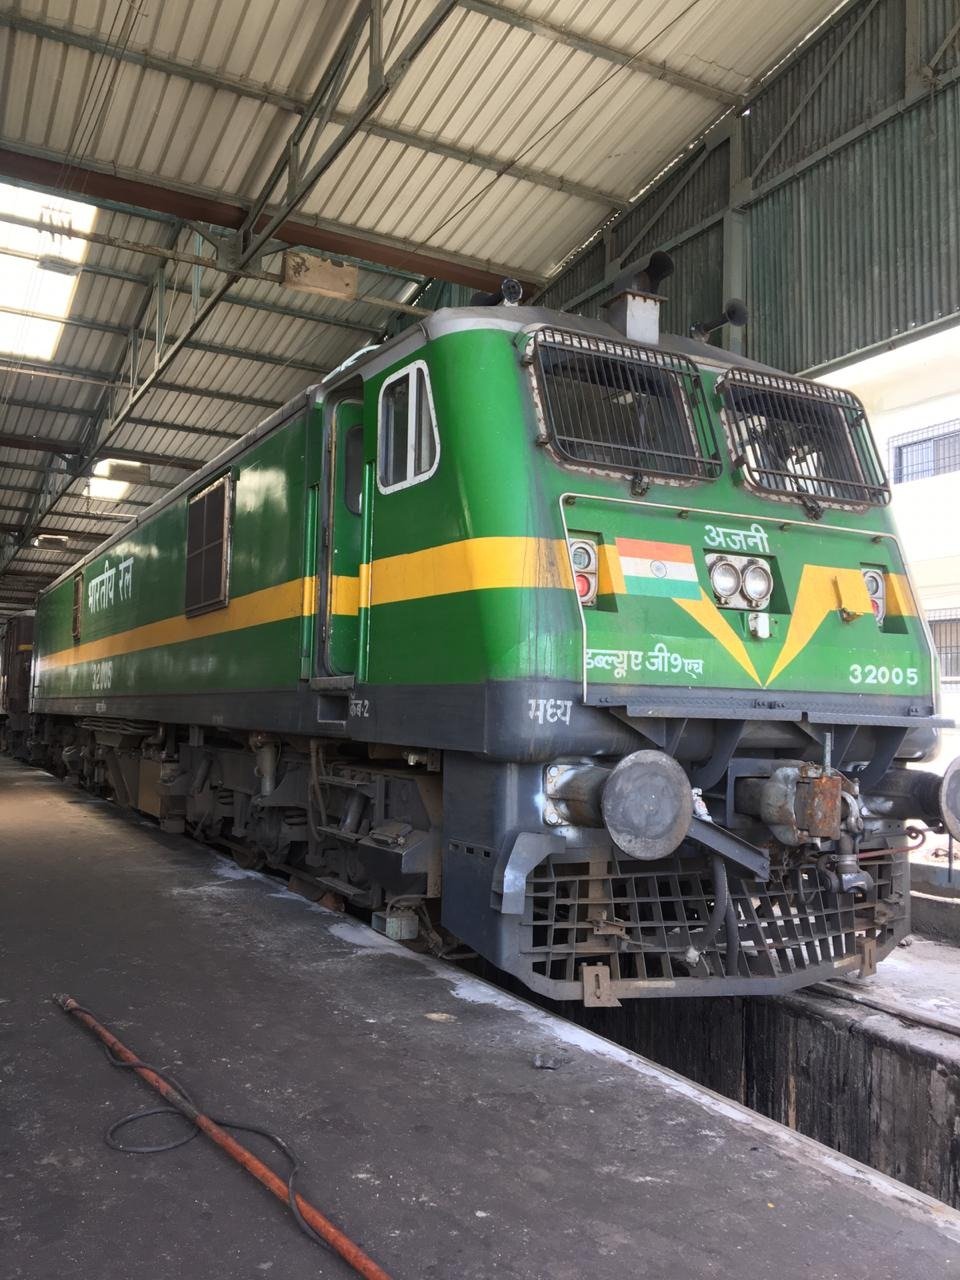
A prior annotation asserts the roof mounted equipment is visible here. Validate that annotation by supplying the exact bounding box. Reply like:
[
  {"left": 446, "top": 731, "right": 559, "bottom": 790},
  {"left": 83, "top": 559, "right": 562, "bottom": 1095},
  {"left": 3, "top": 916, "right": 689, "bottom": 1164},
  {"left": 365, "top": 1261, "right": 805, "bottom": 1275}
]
[
  {"left": 690, "top": 298, "right": 749, "bottom": 343},
  {"left": 604, "top": 251, "right": 674, "bottom": 345},
  {"left": 470, "top": 278, "right": 524, "bottom": 307}
]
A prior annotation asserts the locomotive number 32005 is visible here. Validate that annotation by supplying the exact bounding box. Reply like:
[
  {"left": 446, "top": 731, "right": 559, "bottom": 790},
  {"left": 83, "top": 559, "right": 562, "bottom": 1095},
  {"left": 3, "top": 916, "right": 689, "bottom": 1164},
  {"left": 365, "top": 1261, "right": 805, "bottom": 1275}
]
[{"left": 848, "top": 663, "right": 919, "bottom": 687}]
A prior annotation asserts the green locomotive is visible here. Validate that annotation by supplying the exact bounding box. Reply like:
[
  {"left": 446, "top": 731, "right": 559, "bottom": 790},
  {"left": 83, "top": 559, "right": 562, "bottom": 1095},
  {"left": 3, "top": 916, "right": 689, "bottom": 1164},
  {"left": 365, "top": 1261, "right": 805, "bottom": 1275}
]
[{"left": 27, "top": 260, "right": 960, "bottom": 1003}]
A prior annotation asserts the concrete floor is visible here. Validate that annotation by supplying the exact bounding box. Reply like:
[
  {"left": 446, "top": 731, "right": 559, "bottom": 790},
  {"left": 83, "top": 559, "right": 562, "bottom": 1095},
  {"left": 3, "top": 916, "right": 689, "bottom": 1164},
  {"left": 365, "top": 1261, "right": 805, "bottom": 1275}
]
[{"left": 2, "top": 757, "right": 960, "bottom": 1280}]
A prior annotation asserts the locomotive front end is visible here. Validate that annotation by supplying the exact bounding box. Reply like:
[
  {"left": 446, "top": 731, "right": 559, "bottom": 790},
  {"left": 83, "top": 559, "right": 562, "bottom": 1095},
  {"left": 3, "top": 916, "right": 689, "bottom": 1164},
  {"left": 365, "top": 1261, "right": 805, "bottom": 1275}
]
[{"left": 444, "top": 300, "right": 956, "bottom": 1005}]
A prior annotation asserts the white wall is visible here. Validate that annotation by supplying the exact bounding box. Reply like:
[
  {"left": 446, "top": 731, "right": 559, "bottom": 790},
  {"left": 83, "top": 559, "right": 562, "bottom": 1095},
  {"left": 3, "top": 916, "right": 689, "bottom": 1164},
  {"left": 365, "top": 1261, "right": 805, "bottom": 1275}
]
[
  {"left": 819, "top": 328, "right": 960, "bottom": 768},
  {"left": 819, "top": 332, "right": 960, "bottom": 605}
]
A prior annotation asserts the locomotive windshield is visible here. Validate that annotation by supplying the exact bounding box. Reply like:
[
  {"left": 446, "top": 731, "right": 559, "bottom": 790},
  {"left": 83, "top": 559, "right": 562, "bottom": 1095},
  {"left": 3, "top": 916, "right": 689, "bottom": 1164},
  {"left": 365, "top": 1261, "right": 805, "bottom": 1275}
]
[
  {"left": 720, "top": 369, "right": 890, "bottom": 508},
  {"left": 532, "top": 328, "right": 720, "bottom": 482}
]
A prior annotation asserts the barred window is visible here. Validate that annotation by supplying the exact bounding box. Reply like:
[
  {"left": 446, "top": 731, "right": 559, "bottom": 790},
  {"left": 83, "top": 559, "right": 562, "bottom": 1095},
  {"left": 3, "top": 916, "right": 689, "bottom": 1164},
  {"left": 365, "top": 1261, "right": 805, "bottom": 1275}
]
[
  {"left": 891, "top": 422, "right": 960, "bottom": 484},
  {"left": 719, "top": 369, "right": 889, "bottom": 509},
  {"left": 185, "top": 474, "right": 231, "bottom": 616},
  {"left": 531, "top": 328, "right": 719, "bottom": 482},
  {"left": 929, "top": 614, "right": 960, "bottom": 680}
]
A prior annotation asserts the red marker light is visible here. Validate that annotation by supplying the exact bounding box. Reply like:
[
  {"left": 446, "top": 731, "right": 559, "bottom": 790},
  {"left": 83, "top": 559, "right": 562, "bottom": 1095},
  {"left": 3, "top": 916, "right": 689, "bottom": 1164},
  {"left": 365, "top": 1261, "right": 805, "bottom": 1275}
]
[{"left": 575, "top": 573, "right": 592, "bottom": 598}]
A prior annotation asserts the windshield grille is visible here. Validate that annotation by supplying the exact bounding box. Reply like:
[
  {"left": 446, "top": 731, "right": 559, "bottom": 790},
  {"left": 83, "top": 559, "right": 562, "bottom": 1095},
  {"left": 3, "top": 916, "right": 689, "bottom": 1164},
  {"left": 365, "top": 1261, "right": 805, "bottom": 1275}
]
[
  {"left": 531, "top": 328, "right": 720, "bottom": 482},
  {"left": 719, "top": 369, "right": 890, "bottom": 508}
]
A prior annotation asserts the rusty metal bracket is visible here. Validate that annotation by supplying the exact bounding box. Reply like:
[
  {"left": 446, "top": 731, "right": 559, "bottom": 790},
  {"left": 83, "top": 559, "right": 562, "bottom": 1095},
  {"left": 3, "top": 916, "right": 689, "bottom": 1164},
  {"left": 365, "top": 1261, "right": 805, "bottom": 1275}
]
[
  {"left": 589, "top": 913, "right": 627, "bottom": 939},
  {"left": 857, "top": 936, "right": 878, "bottom": 979},
  {"left": 581, "top": 964, "right": 622, "bottom": 1008}
]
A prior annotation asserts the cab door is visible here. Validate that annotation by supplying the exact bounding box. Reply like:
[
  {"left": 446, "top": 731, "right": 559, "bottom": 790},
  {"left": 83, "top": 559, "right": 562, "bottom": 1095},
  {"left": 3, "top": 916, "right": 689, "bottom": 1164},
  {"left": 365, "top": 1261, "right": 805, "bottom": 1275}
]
[{"left": 322, "top": 400, "right": 364, "bottom": 676}]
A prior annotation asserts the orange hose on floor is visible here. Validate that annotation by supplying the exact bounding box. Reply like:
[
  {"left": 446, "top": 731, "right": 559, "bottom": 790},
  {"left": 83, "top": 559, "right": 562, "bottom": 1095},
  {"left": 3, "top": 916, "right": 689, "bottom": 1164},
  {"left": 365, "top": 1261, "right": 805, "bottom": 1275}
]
[{"left": 54, "top": 994, "right": 395, "bottom": 1280}]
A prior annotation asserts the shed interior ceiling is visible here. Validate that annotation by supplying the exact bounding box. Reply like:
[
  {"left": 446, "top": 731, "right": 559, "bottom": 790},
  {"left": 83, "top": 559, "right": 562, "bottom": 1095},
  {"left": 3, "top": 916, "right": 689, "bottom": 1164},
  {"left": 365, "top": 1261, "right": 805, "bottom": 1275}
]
[{"left": 0, "top": 0, "right": 848, "bottom": 612}]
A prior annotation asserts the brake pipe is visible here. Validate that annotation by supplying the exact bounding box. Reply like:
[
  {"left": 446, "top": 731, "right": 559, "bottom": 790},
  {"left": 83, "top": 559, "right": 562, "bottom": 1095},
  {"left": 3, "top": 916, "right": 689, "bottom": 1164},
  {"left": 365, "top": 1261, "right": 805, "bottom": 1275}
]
[{"left": 54, "top": 994, "right": 395, "bottom": 1280}]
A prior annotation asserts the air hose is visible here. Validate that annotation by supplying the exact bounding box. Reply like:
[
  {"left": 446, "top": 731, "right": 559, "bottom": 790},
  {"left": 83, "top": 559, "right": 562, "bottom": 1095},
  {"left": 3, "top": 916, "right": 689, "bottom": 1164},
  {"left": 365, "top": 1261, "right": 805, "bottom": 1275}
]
[
  {"left": 54, "top": 995, "right": 395, "bottom": 1280},
  {"left": 684, "top": 854, "right": 729, "bottom": 969}
]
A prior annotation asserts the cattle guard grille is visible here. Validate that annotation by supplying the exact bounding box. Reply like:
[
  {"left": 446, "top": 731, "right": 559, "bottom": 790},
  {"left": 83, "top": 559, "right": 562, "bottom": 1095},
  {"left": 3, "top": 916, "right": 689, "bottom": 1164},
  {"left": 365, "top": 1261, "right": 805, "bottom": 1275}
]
[{"left": 521, "top": 849, "right": 907, "bottom": 993}]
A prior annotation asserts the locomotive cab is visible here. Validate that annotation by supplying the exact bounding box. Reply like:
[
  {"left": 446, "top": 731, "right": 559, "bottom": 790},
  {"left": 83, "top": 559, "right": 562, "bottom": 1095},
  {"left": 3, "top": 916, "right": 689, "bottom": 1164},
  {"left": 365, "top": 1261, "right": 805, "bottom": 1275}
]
[{"left": 316, "top": 283, "right": 958, "bottom": 1003}]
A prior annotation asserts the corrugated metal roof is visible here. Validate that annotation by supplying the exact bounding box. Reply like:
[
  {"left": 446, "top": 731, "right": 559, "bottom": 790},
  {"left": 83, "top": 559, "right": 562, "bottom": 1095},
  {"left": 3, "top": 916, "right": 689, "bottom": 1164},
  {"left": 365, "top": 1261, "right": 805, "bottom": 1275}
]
[
  {"left": 0, "top": 0, "right": 844, "bottom": 273},
  {"left": 0, "top": 0, "right": 847, "bottom": 610}
]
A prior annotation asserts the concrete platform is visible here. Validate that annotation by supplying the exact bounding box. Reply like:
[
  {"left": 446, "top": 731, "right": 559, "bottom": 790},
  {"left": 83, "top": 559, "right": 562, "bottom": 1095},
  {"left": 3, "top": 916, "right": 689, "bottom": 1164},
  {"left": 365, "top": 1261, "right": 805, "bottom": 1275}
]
[
  {"left": 913, "top": 890, "right": 960, "bottom": 944},
  {"left": 2, "top": 756, "right": 960, "bottom": 1280}
]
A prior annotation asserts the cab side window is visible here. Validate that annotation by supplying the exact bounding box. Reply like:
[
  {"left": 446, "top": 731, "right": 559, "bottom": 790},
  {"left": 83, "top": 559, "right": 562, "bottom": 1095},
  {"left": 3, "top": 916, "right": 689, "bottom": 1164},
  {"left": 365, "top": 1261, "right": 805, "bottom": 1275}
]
[
  {"left": 377, "top": 361, "right": 439, "bottom": 492},
  {"left": 344, "top": 423, "right": 364, "bottom": 515},
  {"left": 185, "top": 474, "right": 232, "bottom": 615},
  {"left": 71, "top": 572, "right": 82, "bottom": 643}
]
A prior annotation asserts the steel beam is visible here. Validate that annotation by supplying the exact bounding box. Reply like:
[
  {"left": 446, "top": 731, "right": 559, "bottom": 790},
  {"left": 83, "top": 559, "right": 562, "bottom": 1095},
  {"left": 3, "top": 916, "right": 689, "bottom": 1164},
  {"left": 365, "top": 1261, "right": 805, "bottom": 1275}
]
[
  {"left": 0, "top": 432, "right": 81, "bottom": 456},
  {"left": 458, "top": 0, "right": 742, "bottom": 106},
  {"left": 55, "top": 499, "right": 152, "bottom": 516},
  {"left": 750, "top": 0, "right": 881, "bottom": 179},
  {"left": 2, "top": 395, "right": 97, "bottom": 419},
  {"left": 721, "top": 208, "right": 747, "bottom": 356},
  {"left": 0, "top": 145, "right": 538, "bottom": 292},
  {"left": 0, "top": 299, "right": 323, "bottom": 372},
  {"left": 614, "top": 146, "right": 712, "bottom": 266},
  {"left": 1, "top": 400, "right": 241, "bottom": 442},
  {"left": 0, "top": 11, "right": 627, "bottom": 209},
  {"left": 0, "top": 461, "right": 68, "bottom": 476},
  {"left": 0, "top": 357, "right": 283, "bottom": 408},
  {"left": 0, "top": 2, "right": 467, "bottom": 570},
  {"left": 5, "top": 254, "right": 379, "bottom": 335},
  {"left": 358, "top": 120, "right": 626, "bottom": 207},
  {"left": 0, "top": 523, "right": 110, "bottom": 543},
  {"left": 85, "top": 1, "right": 460, "bottom": 478},
  {"left": 0, "top": 569, "right": 50, "bottom": 581},
  {"left": 0, "top": 433, "right": 202, "bottom": 471},
  {"left": 0, "top": 209, "right": 427, "bottom": 319}
]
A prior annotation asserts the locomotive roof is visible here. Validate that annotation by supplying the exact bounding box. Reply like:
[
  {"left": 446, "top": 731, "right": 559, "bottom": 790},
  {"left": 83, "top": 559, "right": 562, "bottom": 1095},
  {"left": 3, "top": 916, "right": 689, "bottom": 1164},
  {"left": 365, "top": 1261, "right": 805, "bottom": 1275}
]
[
  {"left": 423, "top": 306, "right": 781, "bottom": 376},
  {"left": 40, "top": 304, "right": 817, "bottom": 594},
  {"left": 333, "top": 304, "right": 783, "bottom": 385}
]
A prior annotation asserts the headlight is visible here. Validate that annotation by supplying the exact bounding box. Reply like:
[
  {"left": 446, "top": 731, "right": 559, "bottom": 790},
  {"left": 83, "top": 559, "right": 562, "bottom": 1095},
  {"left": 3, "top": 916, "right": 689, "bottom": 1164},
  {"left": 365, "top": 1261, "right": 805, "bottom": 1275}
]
[
  {"left": 709, "top": 558, "right": 741, "bottom": 600},
  {"left": 741, "top": 559, "right": 774, "bottom": 605},
  {"left": 568, "top": 538, "right": 598, "bottom": 605},
  {"left": 861, "top": 567, "right": 885, "bottom": 625}
]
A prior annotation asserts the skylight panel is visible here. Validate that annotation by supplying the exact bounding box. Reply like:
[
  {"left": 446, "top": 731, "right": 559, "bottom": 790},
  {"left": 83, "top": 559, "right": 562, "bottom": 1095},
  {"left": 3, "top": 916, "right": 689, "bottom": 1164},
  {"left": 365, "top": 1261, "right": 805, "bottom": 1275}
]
[{"left": 0, "top": 182, "right": 97, "bottom": 361}]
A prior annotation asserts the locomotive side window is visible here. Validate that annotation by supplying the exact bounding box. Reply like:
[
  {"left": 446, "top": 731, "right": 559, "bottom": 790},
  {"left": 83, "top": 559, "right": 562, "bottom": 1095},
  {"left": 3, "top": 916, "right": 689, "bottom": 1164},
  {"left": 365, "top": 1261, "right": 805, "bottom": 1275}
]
[
  {"left": 71, "top": 572, "right": 82, "bottom": 643},
  {"left": 719, "top": 369, "right": 890, "bottom": 508},
  {"left": 531, "top": 328, "right": 719, "bottom": 482},
  {"left": 377, "top": 361, "right": 439, "bottom": 492},
  {"left": 344, "top": 423, "right": 364, "bottom": 515},
  {"left": 185, "top": 474, "right": 232, "bottom": 616}
]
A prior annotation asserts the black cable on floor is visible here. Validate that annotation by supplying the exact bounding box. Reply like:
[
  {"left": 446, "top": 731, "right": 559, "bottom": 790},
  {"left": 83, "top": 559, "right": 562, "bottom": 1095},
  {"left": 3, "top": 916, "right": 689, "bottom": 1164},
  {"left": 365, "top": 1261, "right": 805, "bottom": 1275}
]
[{"left": 73, "top": 1005, "right": 333, "bottom": 1254}]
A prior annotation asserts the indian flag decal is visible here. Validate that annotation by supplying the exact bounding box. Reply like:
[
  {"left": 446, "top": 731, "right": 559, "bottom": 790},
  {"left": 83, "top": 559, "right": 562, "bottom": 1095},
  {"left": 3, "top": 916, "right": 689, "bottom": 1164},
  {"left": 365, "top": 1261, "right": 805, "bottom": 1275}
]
[{"left": 615, "top": 537, "right": 700, "bottom": 600}]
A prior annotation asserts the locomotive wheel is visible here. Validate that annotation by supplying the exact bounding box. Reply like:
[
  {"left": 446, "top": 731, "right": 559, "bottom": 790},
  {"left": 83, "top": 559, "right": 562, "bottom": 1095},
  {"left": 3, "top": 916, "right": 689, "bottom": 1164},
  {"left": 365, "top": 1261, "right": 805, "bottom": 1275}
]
[{"left": 231, "top": 844, "right": 265, "bottom": 871}]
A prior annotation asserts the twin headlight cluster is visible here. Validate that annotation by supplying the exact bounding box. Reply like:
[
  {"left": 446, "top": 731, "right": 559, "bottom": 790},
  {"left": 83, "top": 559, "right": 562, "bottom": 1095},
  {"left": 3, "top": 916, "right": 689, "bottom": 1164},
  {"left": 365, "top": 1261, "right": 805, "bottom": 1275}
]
[
  {"left": 706, "top": 552, "right": 774, "bottom": 610},
  {"left": 569, "top": 539, "right": 887, "bottom": 632}
]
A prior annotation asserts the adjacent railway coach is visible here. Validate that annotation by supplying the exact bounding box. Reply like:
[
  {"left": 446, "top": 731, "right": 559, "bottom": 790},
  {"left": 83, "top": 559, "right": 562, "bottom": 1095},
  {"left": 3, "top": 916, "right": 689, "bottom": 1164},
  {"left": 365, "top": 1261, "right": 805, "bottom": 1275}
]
[{"left": 1, "top": 610, "right": 34, "bottom": 758}]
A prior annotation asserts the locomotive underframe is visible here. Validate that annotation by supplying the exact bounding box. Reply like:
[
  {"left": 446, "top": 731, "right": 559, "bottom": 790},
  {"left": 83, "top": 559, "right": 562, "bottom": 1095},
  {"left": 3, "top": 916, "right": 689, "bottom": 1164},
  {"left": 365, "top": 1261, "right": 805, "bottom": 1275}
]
[{"left": 26, "top": 673, "right": 922, "bottom": 1003}]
